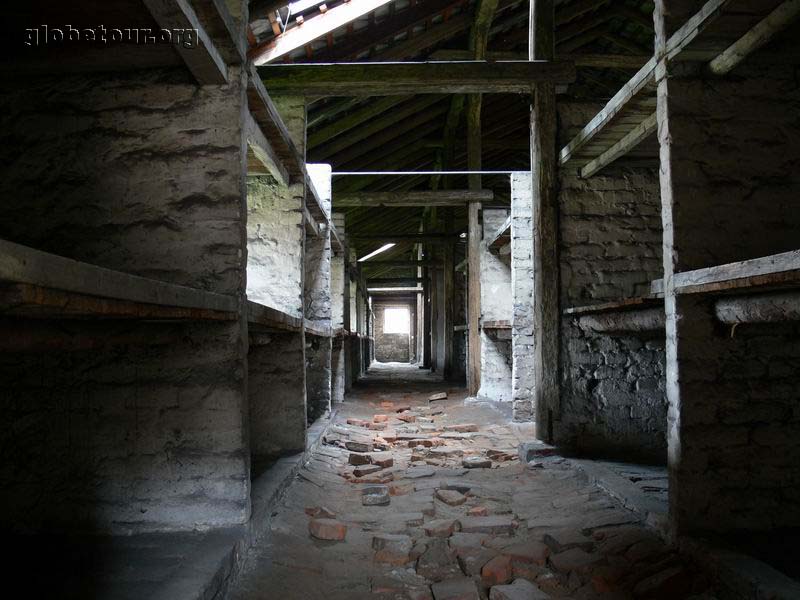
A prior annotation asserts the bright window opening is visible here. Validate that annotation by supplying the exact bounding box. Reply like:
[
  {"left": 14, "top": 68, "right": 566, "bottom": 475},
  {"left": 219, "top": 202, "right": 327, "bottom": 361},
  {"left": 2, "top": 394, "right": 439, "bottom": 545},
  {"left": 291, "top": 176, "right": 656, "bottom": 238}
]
[{"left": 383, "top": 307, "right": 410, "bottom": 335}]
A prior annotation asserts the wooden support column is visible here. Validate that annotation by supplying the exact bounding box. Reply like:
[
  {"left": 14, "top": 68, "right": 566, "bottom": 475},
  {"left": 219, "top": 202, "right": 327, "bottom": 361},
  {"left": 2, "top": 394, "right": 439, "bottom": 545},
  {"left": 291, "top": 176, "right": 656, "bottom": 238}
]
[
  {"left": 466, "top": 0, "right": 498, "bottom": 396},
  {"left": 530, "top": 0, "right": 559, "bottom": 441},
  {"left": 467, "top": 200, "right": 481, "bottom": 395},
  {"left": 423, "top": 256, "right": 432, "bottom": 369},
  {"left": 444, "top": 209, "right": 455, "bottom": 380}
]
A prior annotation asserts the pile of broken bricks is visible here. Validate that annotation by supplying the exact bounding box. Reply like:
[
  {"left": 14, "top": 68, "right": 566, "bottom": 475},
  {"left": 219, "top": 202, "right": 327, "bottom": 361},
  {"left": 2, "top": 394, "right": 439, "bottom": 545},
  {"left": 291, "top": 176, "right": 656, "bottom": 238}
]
[{"left": 321, "top": 392, "right": 514, "bottom": 490}]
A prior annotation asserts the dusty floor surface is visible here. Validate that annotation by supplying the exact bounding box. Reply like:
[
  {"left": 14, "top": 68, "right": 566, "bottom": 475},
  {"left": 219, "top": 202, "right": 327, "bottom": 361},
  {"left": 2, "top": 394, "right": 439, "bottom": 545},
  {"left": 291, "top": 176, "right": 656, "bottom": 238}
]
[{"left": 228, "top": 364, "right": 717, "bottom": 600}]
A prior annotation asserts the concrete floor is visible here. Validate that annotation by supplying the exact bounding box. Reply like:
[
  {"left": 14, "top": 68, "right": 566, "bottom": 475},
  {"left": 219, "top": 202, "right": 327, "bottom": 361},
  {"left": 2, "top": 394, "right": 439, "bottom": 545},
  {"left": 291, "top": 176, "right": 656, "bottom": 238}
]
[{"left": 227, "top": 363, "right": 717, "bottom": 600}]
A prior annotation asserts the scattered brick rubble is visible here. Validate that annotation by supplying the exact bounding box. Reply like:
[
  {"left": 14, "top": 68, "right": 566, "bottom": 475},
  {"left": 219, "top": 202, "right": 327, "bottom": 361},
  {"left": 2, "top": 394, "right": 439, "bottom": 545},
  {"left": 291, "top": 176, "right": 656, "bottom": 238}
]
[{"left": 229, "top": 385, "right": 719, "bottom": 600}]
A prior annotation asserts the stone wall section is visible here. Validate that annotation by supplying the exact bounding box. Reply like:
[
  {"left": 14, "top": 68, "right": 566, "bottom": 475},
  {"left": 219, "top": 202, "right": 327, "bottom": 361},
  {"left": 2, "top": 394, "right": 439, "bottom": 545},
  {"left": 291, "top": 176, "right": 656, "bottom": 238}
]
[
  {"left": 656, "top": 16, "right": 800, "bottom": 534},
  {"left": 557, "top": 103, "right": 666, "bottom": 463},
  {"left": 0, "top": 67, "right": 251, "bottom": 533},
  {"left": 304, "top": 164, "right": 333, "bottom": 422}
]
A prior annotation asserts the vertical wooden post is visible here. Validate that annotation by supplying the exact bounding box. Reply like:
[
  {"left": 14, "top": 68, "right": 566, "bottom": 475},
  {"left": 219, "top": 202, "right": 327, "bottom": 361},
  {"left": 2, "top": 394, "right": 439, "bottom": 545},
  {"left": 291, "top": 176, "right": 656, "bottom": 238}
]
[
  {"left": 464, "top": 0, "right": 498, "bottom": 396},
  {"left": 467, "top": 200, "right": 481, "bottom": 395},
  {"left": 443, "top": 209, "right": 455, "bottom": 380},
  {"left": 530, "top": 0, "right": 558, "bottom": 441},
  {"left": 423, "top": 265, "right": 432, "bottom": 369}
]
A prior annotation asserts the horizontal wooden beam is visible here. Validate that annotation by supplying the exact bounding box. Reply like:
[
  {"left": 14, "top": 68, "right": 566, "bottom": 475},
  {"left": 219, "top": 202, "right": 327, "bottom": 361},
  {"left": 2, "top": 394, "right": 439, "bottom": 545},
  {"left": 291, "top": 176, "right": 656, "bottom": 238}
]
[
  {"left": 365, "top": 277, "right": 425, "bottom": 284},
  {"left": 580, "top": 112, "right": 657, "bottom": 178},
  {"left": 352, "top": 233, "right": 458, "bottom": 244},
  {"left": 334, "top": 190, "right": 494, "bottom": 207},
  {"left": 258, "top": 61, "right": 576, "bottom": 96},
  {"left": 361, "top": 260, "right": 443, "bottom": 268},
  {"left": 143, "top": 0, "right": 228, "bottom": 84},
  {"left": 430, "top": 50, "right": 649, "bottom": 69},
  {"left": 0, "top": 239, "right": 237, "bottom": 313},
  {"left": 250, "top": 0, "right": 395, "bottom": 64}
]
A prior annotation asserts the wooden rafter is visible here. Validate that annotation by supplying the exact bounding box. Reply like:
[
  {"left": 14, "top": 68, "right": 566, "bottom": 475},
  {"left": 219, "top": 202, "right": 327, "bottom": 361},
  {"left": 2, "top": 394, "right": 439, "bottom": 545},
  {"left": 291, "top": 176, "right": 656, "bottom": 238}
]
[{"left": 143, "top": 0, "right": 228, "bottom": 84}]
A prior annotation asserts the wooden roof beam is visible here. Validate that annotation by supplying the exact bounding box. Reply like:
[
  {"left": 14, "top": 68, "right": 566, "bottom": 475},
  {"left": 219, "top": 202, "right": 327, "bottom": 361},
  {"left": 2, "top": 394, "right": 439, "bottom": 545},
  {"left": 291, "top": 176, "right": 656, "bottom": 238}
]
[
  {"left": 559, "top": 0, "right": 733, "bottom": 166},
  {"left": 250, "top": 0, "right": 394, "bottom": 64},
  {"left": 259, "top": 60, "right": 576, "bottom": 96},
  {"left": 709, "top": 0, "right": 800, "bottom": 76},
  {"left": 143, "top": 0, "right": 228, "bottom": 84}
]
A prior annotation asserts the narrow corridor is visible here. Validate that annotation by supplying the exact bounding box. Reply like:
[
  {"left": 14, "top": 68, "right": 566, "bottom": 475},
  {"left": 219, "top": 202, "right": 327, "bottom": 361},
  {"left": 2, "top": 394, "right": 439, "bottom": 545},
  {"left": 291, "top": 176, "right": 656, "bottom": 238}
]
[{"left": 228, "top": 365, "right": 713, "bottom": 600}]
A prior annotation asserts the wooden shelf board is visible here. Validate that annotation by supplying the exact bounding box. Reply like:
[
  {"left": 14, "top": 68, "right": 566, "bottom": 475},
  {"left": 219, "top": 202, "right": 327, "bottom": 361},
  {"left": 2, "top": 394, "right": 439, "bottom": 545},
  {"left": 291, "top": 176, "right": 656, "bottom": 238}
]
[
  {"left": 482, "top": 319, "right": 511, "bottom": 329},
  {"left": 305, "top": 319, "right": 333, "bottom": 337},
  {"left": 0, "top": 239, "right": 238, "bottom": 318},
  {"left": 247, "top": 300, "right": 303, "bottom": 332},
  {"left": 0, "top": 282, "right": 235, "bottom": 322},
  {"left": 674, "top": 250, "right": 800, "bottom": 296},
  {"left": 563, "top": 294, "right": 664, "bottom": 316}
]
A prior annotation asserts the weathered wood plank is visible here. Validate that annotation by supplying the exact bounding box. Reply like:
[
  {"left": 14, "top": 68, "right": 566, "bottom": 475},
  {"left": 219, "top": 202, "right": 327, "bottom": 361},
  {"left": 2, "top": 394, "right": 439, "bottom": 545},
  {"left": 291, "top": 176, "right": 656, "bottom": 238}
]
[
  {"left": 564, "top": 294, "right": 664, "bottom": 315},
  {"left": 258, "top": 61, "right": 577, "bottom": 96},
  {"left": 0, "top": 239, "right": 237, "bottom": 313}
]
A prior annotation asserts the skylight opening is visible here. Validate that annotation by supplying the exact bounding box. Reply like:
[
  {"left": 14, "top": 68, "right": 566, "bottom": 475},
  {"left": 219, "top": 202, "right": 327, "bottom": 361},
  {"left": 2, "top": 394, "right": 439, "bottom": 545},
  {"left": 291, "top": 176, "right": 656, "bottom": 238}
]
[{"left": 357, "top": 243, "right": 395, "bottom": 262}]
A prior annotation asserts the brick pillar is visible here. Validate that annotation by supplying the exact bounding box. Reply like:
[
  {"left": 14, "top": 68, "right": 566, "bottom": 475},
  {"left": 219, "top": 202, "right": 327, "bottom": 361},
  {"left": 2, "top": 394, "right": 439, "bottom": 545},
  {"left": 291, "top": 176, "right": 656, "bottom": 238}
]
[{"left": 511, "top": 172, "right": 536, "bottom": 421}]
